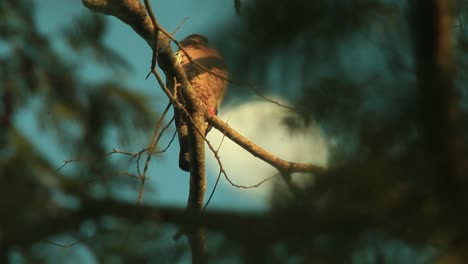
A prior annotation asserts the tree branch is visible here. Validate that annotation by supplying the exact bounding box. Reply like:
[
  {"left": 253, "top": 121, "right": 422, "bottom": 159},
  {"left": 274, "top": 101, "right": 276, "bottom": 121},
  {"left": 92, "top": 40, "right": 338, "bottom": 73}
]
[
  {"left": 410, "top": 0, "right": 465, "bottom": 198},
  {"left": 82, "top": 0, "right": 155, "bottom": 46},
  {"left": 208, "top": 114, "right": 326, "bottom": 174},
  {"left": 2, "top": 197, "right": 358, "bottom": 249}
]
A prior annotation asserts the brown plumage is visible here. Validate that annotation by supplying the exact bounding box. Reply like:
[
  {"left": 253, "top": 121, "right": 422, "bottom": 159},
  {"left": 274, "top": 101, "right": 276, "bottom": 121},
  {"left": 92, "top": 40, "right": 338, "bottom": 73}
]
[{"left": 174, "top": 34, "right": 228, "bottom": 171}]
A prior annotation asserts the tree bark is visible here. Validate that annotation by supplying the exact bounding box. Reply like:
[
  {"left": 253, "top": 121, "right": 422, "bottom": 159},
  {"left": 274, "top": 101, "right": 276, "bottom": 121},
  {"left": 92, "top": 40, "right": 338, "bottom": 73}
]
[{"left": 410, "top": 0, "right": 464, "bottom": 198}]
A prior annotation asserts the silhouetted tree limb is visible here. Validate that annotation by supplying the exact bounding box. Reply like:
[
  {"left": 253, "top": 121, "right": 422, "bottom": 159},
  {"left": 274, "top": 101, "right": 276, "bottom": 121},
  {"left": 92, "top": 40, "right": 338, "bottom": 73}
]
[
  {"left": 410, "top": 0, "right": 466, "bottom": 198},
  {"left": 2, "top": 198, "right": 261, "bottom": 249},
  {"left": 1, "top": 196, "right": 371, "bottom": 249}
]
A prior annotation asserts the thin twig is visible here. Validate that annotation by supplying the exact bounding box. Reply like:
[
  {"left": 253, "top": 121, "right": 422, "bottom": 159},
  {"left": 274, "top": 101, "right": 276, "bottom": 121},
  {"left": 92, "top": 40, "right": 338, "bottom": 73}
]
[
  {"left": 203, "top": 170, "right": 223, "bottom": 211},
  {"left": 137, "top": 102, "right": 172, "bottom": 204},
  {"left": 144, "top": 0, "right": 160, "bottom": 80},
  {"left": 152, "top": 115, "right": 175, "bottom": 151},
  {"left": 172, "top": 17, "right": 190, "bottom": 34},
  {"left": 114, "top": 171, "right": 140, "bottom": 180},
  {"left": 56, "top": 159, "right": 80, "bottom": 172},
  {"left": 203, "top": 117, "right": 230, "bottom": 210},
  {"left": 43, "top": 236, "right": 91, "bottom": 248},
  {"left": 154, "top": 129, "right": 177, "bottom": 154},
  {"left": 107, "top": 148, "right": 143, "bottom": 157},
  {"left": 216, "top": 116, "right": 230, "bottom": 152}
]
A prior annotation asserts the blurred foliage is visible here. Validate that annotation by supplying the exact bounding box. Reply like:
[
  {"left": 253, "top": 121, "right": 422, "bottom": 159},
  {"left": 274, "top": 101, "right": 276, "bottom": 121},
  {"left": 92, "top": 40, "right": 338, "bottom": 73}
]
[
  {"left": 61, "top": 13, "right": 131, "bottom": 70},
  {"left": 2, "top": 0, "right": 468, "bottom": 263},
  {"left": 0, "top": 0, "right": 165, "bottom": 262},
  {"left": 220, "top": 0, "right": 468, "bottom": 263}
]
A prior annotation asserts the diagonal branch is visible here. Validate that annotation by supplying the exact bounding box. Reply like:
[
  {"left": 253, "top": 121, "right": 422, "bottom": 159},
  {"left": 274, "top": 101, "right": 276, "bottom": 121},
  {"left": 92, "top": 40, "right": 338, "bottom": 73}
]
[
  {"left": 82, "top": 0, "right": 156, "bottom": 47},
  {"left": 208, "top": 114, "right": 325, "bottom": 174},
  {"left": 138, "top": 101, "right": 172, "bottom": 204}
]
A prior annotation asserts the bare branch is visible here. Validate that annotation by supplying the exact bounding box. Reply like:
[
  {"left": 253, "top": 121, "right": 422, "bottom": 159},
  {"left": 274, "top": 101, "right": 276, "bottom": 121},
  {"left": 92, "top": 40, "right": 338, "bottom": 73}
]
[
  {"left": 234, "top": 0, "right": 241, "bottom": 15},
  {"left": 56, "top": 159, "right": 80, "bottom": 172},
  {"left": 154, "top": 128, "right": 177, "bottom": 154},
  {"left": 172, "top": 17, "right": 190, "bottom": 34},
  {"left": 151, "top": 115, "right": 175, "bottom": 153},
  {"left": 82, "top": 0, "right": 156, "bottom": 47},
  {"left": 6, "top": 196, "right": 366, "bottom": 250},
  {"left": 208, "top": 114, "right": 325, "bottom": 174},
  {"left": 138, "top": 102, "right": 171, "bottom": 204},
  {"left": 410, "top": 1, "right": 465, "bottom": 196},
  {"left": 43, "top": 236, "right": 92, "bottom": 248}
]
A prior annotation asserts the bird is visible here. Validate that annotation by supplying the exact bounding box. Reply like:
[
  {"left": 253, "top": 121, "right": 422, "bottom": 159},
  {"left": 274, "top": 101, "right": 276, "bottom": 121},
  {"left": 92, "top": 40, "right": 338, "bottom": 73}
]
[{"left": 173, "top": 34, "right": 228, "bottom": 172}]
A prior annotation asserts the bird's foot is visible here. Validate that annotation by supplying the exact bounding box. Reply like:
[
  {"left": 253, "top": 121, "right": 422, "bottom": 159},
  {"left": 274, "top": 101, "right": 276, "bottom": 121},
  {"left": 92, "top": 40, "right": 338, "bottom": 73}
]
[{"left": 207, "top": 107, "right": 217, "bottom": 117}]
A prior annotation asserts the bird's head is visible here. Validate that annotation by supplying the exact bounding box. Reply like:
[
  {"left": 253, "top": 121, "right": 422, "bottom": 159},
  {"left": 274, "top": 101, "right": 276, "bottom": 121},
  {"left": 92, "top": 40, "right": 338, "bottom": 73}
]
[{"left": 180, "top": 34, "right": 209, "bottom": 48}]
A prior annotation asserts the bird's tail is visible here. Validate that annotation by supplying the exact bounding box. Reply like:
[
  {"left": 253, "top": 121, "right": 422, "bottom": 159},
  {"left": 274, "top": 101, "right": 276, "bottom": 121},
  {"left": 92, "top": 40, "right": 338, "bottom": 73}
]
[
  {"left": 178, "top": 122, "right": 211, "bottom": 172},
  {"left": 176, "top": 111, "right": 212, "bottom": 172},
  {"left": 176, "top": 117, "right": 191, "bottom": 172},
  {"left": 178, "top": 135, "right": 190, "bottom": 172}
]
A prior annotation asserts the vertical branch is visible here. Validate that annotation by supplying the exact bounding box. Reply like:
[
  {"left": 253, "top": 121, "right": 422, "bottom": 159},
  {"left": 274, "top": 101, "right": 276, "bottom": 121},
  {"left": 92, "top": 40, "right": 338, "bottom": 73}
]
[
  {"left": 410, "top": 1, "right": 464, "bottom": 195},
  {"left": 153, "top": 70, "right": 208, "bottom": 262},
  {"left": 186, "top": 112, "right": 207, "bottom": 212},
  {"left": 187, "top": 229, "right": 208, "bottom": 264},
  {"left": 186, "top": 112, "right": 208, "bottom": 264}
]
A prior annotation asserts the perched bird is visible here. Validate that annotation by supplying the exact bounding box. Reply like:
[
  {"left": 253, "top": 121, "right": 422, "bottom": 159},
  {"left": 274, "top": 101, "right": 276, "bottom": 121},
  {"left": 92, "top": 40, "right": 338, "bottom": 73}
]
[{"left": 174, "top": 34, "right": 228, "bottom": 171}]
